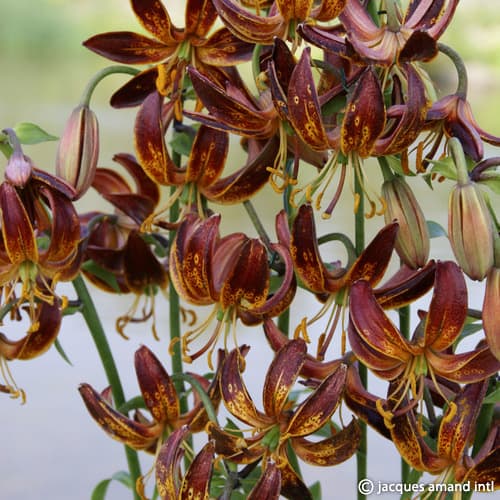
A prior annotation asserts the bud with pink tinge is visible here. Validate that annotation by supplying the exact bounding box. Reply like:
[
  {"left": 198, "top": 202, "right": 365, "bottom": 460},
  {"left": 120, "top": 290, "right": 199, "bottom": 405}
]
[
  {"left": 2, "top": 128, "right": 33, "bottom": 187},
  {"left": 56, "top": 104, "right": 99, "bottom": 199},
  {"left": 448, "top": 138, "right": 494, "bottom": 281}
]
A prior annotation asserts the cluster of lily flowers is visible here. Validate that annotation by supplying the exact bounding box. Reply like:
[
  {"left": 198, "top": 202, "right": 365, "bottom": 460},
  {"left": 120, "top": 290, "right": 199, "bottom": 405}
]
[{"left": 1, "top": 0, "right": 499, "bottom": 498}]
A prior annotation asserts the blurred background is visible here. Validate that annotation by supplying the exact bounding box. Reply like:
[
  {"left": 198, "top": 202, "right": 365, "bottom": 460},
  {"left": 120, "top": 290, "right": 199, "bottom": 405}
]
[{"left": 1, "top": 1, "right": 499, "bottom": 498}]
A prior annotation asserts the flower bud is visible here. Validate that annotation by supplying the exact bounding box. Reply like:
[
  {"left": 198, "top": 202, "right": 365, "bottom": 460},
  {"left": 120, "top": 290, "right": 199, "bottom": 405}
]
[
  {"left": 56, "top": 104, "right": 99, "bottom": 199},
  {"left": 381, "top": 175, "right": 429, "bottom": 268},
  {"left": 2, "top": 128, "right": 33, "bottom": 187},
  {"left": 448, "top": 181, "right": 494, "bottom": 280},
  {"left": 483, "top": 267, "right": 500, "bottom": 361},
  {"left": 5, "top": 150, "right": 33, "bottom": 188}
]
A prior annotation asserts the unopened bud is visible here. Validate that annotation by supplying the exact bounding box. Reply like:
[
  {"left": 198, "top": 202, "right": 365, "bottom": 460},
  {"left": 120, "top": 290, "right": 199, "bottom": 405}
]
[
  {"left": 56, "top": 104, "right": 99, "bottom": 199},
  {"left": 2, "top": 128, "right": 33, "bottom": 187},
  {"left": 382, "top": 175, "right": 429, "bottom": 268},
  {"left": 483, "top": 267, "right": 500, "bottom": 361},
  {"left": 448, "top": 181, "right": 494, "bottom": 280}
]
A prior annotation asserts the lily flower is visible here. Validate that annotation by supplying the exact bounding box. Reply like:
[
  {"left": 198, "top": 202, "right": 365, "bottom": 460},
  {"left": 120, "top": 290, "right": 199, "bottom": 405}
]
[
  {"left": 79, "top": 345, "right": 223, "bottom": 452},
  {"left": 134, "top": 90, "right": 279, "bottom": 210},
  {"left": 83, "top": 0, "right": 253, "bottom": 107},
  {"left": 207, "top": 341, "right": 360, "bottom": 499},
  {"left": 169, "top": 210, "right": 296, "bottom": 364},
  {"left": 348, "top": 261, "right": 500, "bottom": 407},
  {"left": 338, "top": 0, "right": 458, "bottom": 67},
  {"left": 382, "top": 377, "right": 500, "bottom": 488},
  {"left": 81, "top": 153, "right": 169, "bottom": 339},
  {"left": 155, "top": 425, "right": 215, "bottom": 500},
  {"left": 0, "top": 299, "right": 62, "bottom": 402},
  {"left": 0, "top": 130, "right": 81, "bottom": 314},
  {"left": 212, "top": 0, "right": 346, "bottom": 47}
]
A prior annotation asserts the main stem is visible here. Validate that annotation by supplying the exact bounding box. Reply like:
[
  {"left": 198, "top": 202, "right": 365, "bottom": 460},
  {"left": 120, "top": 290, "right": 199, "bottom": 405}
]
[
  {"left": 73, "top": 276, "right": 141, "bottom": 500},
  {"left": 354, "top": 161, "right": 367, "bottom": 500},
  {"left": 399, "top": 303, "right": 411, "bottom": 484},
  {"left": 169, "top": 151, "right": 187, "bottom": 408}
]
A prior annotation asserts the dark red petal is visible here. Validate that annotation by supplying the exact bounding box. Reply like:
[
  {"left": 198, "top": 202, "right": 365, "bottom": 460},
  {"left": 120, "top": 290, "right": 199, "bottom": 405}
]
[{"left": 83, "top": 31, "right": 174, "bottom": 64}]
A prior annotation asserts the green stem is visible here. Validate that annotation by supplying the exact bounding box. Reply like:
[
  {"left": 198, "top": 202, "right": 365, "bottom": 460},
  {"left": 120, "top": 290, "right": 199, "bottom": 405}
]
[
  {"left": 169, "top": 158, "right": 186, "bottom": 407},
  {"left": 72, "top": 275, "right": 142, "bottom": 500},
  {"left": 79, "top": 65, "right": 140, "bottom": 106},
  {"left": 437, "top": 43, "right": 469, "bottom": 97},
  {"left": 243, "top": 200, "right": 272, "bottom": 251},
  {"left": 448, "top": 137, "right": 470, "bottom": 185},
  {"left": 353, "top": 159, "right": 367, "bottom": 500},
  {"left": 399, "top": 302, "right": 410, "bottom": 484}
]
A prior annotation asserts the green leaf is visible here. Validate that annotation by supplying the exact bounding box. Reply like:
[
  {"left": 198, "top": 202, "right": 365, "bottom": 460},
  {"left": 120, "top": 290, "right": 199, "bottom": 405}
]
[
  {"left": 483, "top": 386, "right": 500, "bottom": 404},
  {"left": 91, "top": 471, "right": 133, "bottom": 500},
  {"left": 479, "top": 172, "right": 500, "bottom": 194},
  {"left": 426, "top": 220, "right": 447, "bottom": 238},
  {"left": 170, "top": 130, "right": 196, "bottom": 157},
  {"left": 81, "top": 260, "right": 121, "bottom": 293},
  {"left": 14, "top": 122, "right": 58, "bottom": 144},
  {"left": 429, "top": 156, "right": 457, "bottom": 181},
  {"left": 54, "top": 338, "right": 73, "bottom": 366},
  {"left": 384, "top": 155, "right": 416, "bottom": 177},
  {"left": 309, "top": 481, "right": 322, "bottom": 500}
]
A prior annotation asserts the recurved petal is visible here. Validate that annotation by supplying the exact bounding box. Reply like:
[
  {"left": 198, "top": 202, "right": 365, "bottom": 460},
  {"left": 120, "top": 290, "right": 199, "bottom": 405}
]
[
  {"left": 279, "top": 449, "right": 313, "bottom": 500},
  {"left": 134, "top": 91, "right": 178, "bottom": 185},
  {"left": 290, "top": 204, "right": 328, "bottom": 293},
  {"left": 180, "top": 440, "right": 215, "bottom": 500},
  {"left": 424, "top": 261, "right": 467, "bottom": 351},
  {"left": 186, "top": 125, "right": 228, "bottom": 185},
  {"left": 156, "top": 426, "right": 189, "bottom": 499},
  {"left": 220, "top": 238, "right": 270, "bottom": 309},
  {"left": 83, "top": 31, "right": 174, "bottom": 64},
  {"left": 187, "top": 67, "right": 268, "bottom": 134},
  {"left": 248, "top": 460, "right": 281, "bottom": 500},
  {"left": 207, "top": 421, "right": 266, "bottom": 464},
  {"left": 123, "top": 232, "right": 168, "bottom": 292},
  {"left": 220, "top": 347, "right": 273, "bottom": 428},
  {"left": 340, "top": 66, "right": 386, "bottom": 157},
  {"left": 285, "top": 364, "right": 347, "bottom": 438},
  {"left": 0, "top": 182, "right": 38, "bottom": 264},
  {"left": 135, "top": 345, "right": 179, "bottom": 425},
  {"left": 202, "top": 136, "right": 279, "bottom": 203},
  {"left": 427, "top": 344, "right": 500, "bottom": 383},
  {"left": 311, "top": 0, "right": 347, "bottom": 21},
  {"left": 347, "top": 321, "right": 407, "bottom": 377},
  {"left": 263, "top": 339, "right": 306, "bottom": 417},
  {"left": 196, "top": 28, "right": 254, "bottom": 66},
  {"left": 292, "top": 417, "right": 360, "bottom": 466},
  {"left": 38, "top": 186, "right": 80, "bottom": 265},
  {"left": 437, "top": 379, "right": 489, "bottom": 462},
  {"left": 79, "top": 383, "right": 159, "bottom": 450},
  {"left": 186, "top": 0, "right": 218, "bottom": 37},
  {"left": 0, "top": 301, "right": 62, "bottom": 361},
  {"left": 344, "top": 364, "right": 392, "bottom": 438},
  {"left": 112, "top": 153, "right": 160, "bottom": 205},
  {"left": 110, "top": 68, "right": 159, "bottom": 108},
  {"left": 343, "top": 222, "right": 398, "bottom": 288},
  {"left": 287, "top": 48, "right": 331, "bottom": 151},
  {"left": 375, "top": 260, "right": 436, "bottom": 309},
  {"left": 131, "top": 0, "right": 181, "bottom": 44},
  {"left": 212, "top": 0, "right": 285, "bottom": 44},
  {"left": 349, "top": 280, "right": 415, "bottom": 360},
  {"left": 389, "top": 403, "right": 448, "bottom": 473}
]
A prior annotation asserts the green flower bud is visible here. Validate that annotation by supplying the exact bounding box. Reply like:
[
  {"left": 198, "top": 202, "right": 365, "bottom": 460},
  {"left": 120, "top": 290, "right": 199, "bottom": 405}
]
[
  {"left": 56, "top": 104, "right": 99, "bottom": 199},
  {"left": 382, "top": 175, "right": 429, "bottom": 268},
  {"left": 448, "top": 181, "right": 494, "bottom": 280}
]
